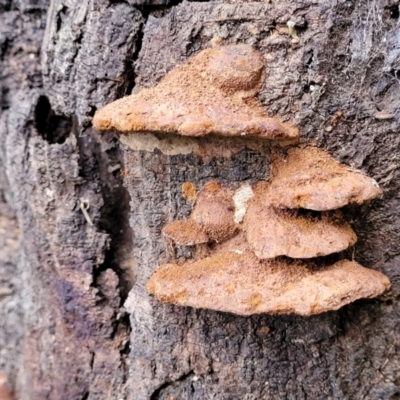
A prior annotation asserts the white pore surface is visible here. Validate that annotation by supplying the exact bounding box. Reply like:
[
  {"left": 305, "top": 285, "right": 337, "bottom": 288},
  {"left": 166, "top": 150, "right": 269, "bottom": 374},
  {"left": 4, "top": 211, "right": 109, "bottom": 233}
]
[{"left": 233, "top": 183, "right": 254, "bottom": 224}]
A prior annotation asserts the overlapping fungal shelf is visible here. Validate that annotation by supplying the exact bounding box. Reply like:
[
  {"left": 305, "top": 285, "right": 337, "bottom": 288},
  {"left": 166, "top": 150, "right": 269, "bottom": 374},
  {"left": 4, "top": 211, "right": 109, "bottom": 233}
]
[
  {"left": 147, "top": 147, "right": 390, "bottom": 316},
  {"left": 93, "top": 44, "right": 390, "bottom": 316},
  {"left": 93, "top": 44, "right": 299, "bottom": 141}
]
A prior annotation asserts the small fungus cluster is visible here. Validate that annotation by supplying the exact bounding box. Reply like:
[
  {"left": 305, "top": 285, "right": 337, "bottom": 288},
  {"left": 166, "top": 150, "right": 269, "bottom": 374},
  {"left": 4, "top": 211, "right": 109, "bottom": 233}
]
[
  {"left": 94, "top": 44, "right": 390, "bottom": 316},
  {"left": 147, "top": 147, "right": 389, "bottom": 316}
]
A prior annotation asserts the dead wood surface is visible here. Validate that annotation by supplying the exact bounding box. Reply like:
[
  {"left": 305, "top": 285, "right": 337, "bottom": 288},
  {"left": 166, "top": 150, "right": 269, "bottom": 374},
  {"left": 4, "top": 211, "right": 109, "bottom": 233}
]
[{"left": 1, "top": 0, "right": 400, "bottom": 399}]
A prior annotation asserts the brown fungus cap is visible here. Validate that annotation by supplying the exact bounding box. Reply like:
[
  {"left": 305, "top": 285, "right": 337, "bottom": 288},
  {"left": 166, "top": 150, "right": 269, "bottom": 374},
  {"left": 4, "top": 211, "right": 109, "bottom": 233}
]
[
  {"left": 267, "top": 146, "right": 382, "bottom": 210},
  {"left": 191, "top": 181, "right": 237, "bottom": 242},
  {"left": 147, "top": 252, "right": 390, "bottom": 316},
  {"left": 162, "top": 219, "right": 209, "bottom": 246},
  {"left": 162, "top": 180, "right": 238, "bottom": 245},
  {"left": 0, "top": 376, "right": 13, "bottom": 400},
  {"left": 244, "top": 185, "right": 357, "bottom": 258},
  {"left": 93, "top": 45, "right": 298, "bottom": 140}
]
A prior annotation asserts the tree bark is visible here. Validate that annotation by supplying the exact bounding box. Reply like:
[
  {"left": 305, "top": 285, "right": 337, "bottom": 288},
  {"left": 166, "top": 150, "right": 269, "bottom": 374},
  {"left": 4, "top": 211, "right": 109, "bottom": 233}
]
[{"left": 1, "top": 0, "right": 400, "bottom": 399}]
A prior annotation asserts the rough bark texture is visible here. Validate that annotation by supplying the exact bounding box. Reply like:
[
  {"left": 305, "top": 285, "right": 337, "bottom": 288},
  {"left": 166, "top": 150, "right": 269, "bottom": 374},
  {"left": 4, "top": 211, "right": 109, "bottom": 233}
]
[{"left": 1, "top": 0, "right": 400, "bottom": 399}]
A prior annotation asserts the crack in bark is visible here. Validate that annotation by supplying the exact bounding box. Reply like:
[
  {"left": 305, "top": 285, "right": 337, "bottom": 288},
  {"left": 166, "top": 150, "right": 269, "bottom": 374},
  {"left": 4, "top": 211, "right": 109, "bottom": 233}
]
[{"left": 150, "top": 371, "right": 195, "bottom": 400}]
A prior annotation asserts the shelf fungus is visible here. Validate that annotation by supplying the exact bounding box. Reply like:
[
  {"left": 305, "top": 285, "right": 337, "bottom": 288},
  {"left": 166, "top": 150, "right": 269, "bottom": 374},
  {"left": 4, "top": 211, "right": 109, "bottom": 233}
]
[
  {"left": 147, "top": 253, "right": 390, "bottom": 316},
  {"left": 162, "top": 181, "right": 237, "bottom": 245},
  {"left": 91, "top": 39, "right": 388, "bottom": 314},
  {"left": 244, "top": 194, "right": 357, "bottom": 259},
  {"left": 0, "top": 376, "right": 13, "bottom": 400},
  {"left": 148, "top": 145, "right": 390, "bottom": 316},
  {"left": 93, "top": 45, "right": 298, "bottom": 141},
  {"left": 266, "top": 146, "right": 382, "bottom": 210}
]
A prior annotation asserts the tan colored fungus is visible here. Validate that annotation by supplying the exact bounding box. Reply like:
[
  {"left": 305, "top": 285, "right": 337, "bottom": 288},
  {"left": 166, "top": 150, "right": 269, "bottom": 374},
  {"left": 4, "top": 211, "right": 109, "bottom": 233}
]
[
  {"left": 163, "top": 180, "right": 238, "bottom": 245},
  {"left": 120, "top": 132, "right": 288, "bottom": 161},
  {"left": 147, "top": 252, "right": 390, "bottom": 316},
  {"left": 162, "top": 219, "right": 209, "bottom": 246},
  {"left": 208, "top": 230, "right": 252, "bottom": 256},
  {"left": 93, "top": 45, "right": 298, "bottom": 140},
  {"left": 266, "top": 146, "right": 382, "bottom": 210},
  {"left": 191, "top": 181, "right": 237, "bottom": 242},
  {"left": 182, "top": 182, "right": 197, "bottom": 201},
  {"left": 244, "top": 185, "right": 357, "bottom": 258},
  {"left": 0, "top": 376, "right": 13, "bottom": 400}
]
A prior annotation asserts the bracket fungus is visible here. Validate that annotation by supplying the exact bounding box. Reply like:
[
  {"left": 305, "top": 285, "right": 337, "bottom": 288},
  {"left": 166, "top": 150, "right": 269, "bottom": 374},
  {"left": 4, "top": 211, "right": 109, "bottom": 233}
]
[
  {"left": 91, "top": 40, "right": 389, "bottom": 316},
  {"left": 162, "top": 181, "right": 237, "bottom": 245},
  {"left": 147, "top": 253, "right": 390, "bottom": 316},
  {"left": 162, "top": 219, "right": 209, "bottom": 246},
  {"left": 93, "top": 45, "right": 298, "bottom": 141},
  {"left": 244, "top": 195, "right": 357, "bottom": 259},
  {"left": 0, "top": 376, "right": 13, "bottom": 400},
  {"left": 266, "top": 146, "right": 382, "bottom": 210},
  {"left": 148, "top": 146, "right": 390, "bottom": 316}
]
